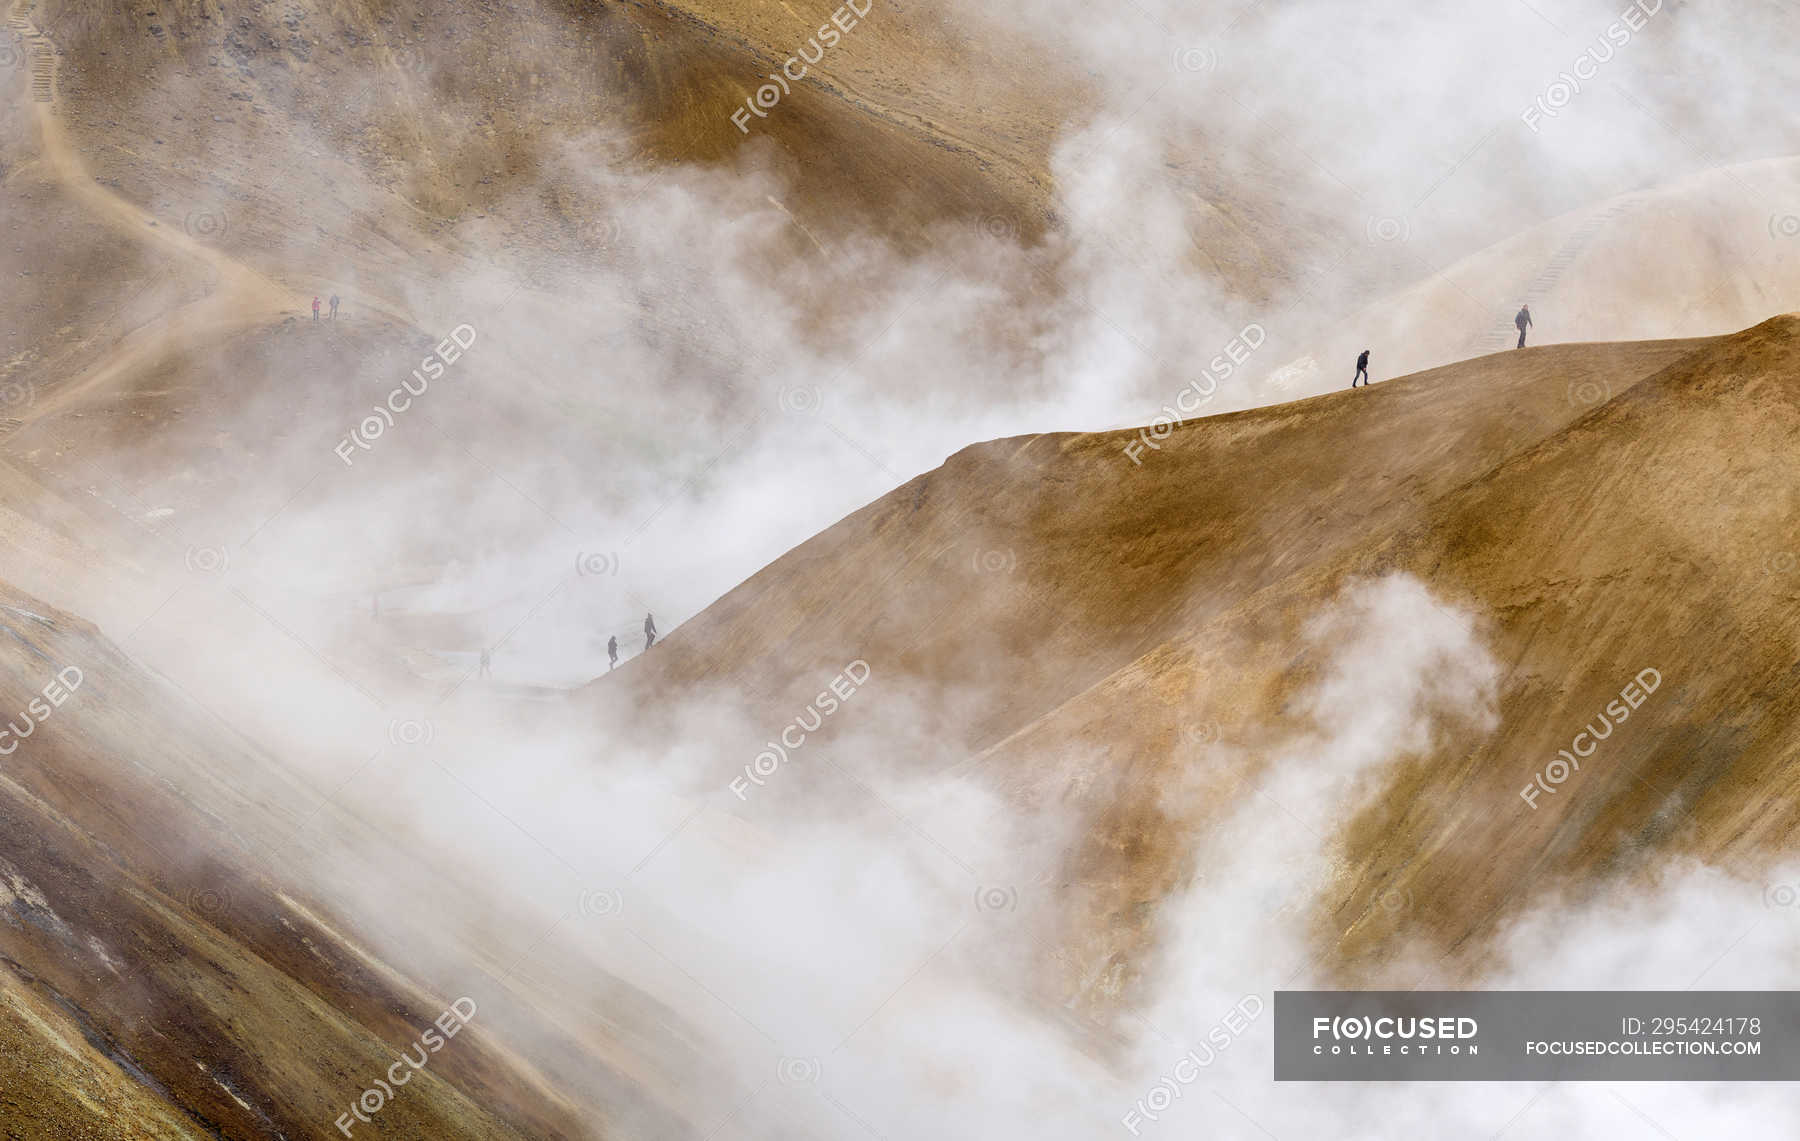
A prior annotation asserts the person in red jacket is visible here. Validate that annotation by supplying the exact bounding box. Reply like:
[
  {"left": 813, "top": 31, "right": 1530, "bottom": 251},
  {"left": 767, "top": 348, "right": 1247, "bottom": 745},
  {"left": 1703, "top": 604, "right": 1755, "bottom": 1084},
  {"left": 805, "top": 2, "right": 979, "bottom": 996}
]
[{"left": 312, "top": 295, "right": 321, "bottom": 320}]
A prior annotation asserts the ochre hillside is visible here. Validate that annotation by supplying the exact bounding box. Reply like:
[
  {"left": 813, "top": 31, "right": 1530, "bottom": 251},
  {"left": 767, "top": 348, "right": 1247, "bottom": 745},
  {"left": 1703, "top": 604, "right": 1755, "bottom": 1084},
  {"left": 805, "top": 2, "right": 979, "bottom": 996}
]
[{"left": 620, "top": 317, "right": 1800, "bottom": 1024}]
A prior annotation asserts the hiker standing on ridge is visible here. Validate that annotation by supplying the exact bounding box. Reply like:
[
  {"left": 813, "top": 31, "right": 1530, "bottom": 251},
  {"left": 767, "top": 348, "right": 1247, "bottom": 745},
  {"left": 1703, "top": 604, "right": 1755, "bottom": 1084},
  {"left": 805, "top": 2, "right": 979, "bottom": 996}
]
[
  {"left": 643, "top": 613, "right": 657, "bottom": 652},
  {"left": 478, "top": 648, "right": 492, "bottom": 679},
  {"left": 1352, "top": 349, "right": 1371, "bottom": 388},
  {"left": 312, "top": 295, "right": 321, "bottom": 320},
  {"left": 1515, "top": 304, "right": 1533, "bottom": 348},
  {"left": 329, "top": 293, "right": 340, "bottom": 320},
  {"left": 607, "top": 635, "right": 619, "bottom": 670}
]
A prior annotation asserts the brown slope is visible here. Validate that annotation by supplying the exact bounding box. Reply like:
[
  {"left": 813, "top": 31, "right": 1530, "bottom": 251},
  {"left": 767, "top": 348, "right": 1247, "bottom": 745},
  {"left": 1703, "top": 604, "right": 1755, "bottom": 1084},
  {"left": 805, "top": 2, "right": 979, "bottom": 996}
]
[
  {"left": 948, "top": 314, "right": 1800, "bottom": 1016},
  {"left": 1320, "top": 313, "right": 1800, "bottom": 977},
  {"left": 623, "top": 336, "right": 1714, "bottom": 755},
  {"left": 0, "top": 576, "right": 701, "bottom": 1139}
]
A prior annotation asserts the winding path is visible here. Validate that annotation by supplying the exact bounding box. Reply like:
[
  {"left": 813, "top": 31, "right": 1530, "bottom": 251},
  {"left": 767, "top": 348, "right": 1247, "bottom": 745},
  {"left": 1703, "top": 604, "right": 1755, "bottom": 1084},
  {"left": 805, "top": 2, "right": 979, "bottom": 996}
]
[{"left": 7, "top": 0, "right": 294, "bottom": 424}]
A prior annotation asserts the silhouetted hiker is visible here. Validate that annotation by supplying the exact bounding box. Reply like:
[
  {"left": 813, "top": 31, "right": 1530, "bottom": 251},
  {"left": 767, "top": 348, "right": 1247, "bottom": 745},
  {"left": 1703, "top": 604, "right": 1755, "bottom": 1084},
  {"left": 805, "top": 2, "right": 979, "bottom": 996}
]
[
  {"left": 1352, "top": 349, "right": 1371, "bottom": 388},
  {"left": 643, "top": 613, "right": 657, "bottom": 652},
  {"left": 329, "top": 293, "right": 340, "bottom": 320},
  {"left": 312, "top": 296, "right": 321, "bottom": 320},
  {"left": 607, "top": 635, "right": 618, "bottom": 670},
  {"left": 478, "top": 649, "right": 491, "bottom": 679},
  {"left": 1515, "top": 304, "right": 1532, "bottom": 348}
]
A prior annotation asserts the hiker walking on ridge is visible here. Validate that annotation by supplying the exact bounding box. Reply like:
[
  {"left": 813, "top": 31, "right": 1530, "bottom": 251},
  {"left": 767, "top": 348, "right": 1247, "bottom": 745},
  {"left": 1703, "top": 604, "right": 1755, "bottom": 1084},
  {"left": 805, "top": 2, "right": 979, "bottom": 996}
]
[
  {"left": 643, "top": 613, "right": 657, "bottom": 652},
  {"left": 312, "top": 295, "right": 321, "bottom": 320},
  {"left": 1515, "top": 304, "right": 1532, "bottom": 348},
  {"left": 607, "top": 635, "right": 618, "bottom": 670},
  {"left": 1352, "top": 349, "right": 1371, "bottom": 388},
  {"left": 329, "top": 293, "right": 340, "bottom": 320}
]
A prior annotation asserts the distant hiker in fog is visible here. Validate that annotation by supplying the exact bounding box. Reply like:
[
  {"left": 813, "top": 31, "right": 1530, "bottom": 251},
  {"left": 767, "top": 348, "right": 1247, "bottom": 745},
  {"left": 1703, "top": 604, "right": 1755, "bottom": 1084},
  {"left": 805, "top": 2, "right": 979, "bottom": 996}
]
[
  {"left": 1515, "top": 304, "right": 1532, "bottom": 348},
  {"left": 479, "top": 648, "right": 491, "bottom": 679},
  {"left": 643, "top": 613, "right": 657, "bottom": 651},
  {"left": 607, "top": 635, "right": 618, "bottom": 670},
  {"left": 1352, "top": 349, "right": 1371, "bottom": 388},
  {"left": 312, "top": 295, "right": 321, "bottom": 320},
  {"left": 329, "top": 293, "right": 340, "bottom": 319}
]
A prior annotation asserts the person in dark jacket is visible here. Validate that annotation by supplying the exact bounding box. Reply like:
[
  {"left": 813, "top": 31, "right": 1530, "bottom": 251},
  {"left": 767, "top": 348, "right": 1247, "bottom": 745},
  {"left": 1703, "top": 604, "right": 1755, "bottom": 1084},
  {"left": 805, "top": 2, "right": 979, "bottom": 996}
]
[
  {"left": 607, "top": 635, "right": 619, "bottom": 670},
  {"left": 1352, "top": 349, "right": 1371, "bottom": 388},
  {"left": 643, "top": 613, "right": 657, "bottom": 651},
  {"left": 1515, "top": 304, "right": 1533, "bottom": 348}
]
